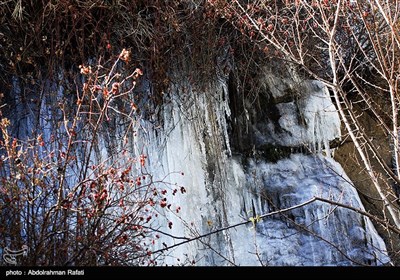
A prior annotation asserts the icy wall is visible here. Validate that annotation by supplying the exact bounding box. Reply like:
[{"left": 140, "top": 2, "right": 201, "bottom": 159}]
[
  {"left": 5, "top": 67, "right": 390, "bottom": 266},
  {"left": 134, "top": 69, "right": 390, "bottom": 265}
]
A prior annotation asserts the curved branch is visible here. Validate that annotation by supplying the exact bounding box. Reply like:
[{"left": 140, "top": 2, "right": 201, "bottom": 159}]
[
  {"left": 138, "top": 198, "right": 317, "bottom": 259},
  {"left": 141, "top": 196, "right": 399, "bottom": 262}
]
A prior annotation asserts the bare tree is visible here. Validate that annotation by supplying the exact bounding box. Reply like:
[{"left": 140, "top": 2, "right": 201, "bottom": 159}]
[{"left": 0, "top": 49, "right": 185, "bottom": 265}]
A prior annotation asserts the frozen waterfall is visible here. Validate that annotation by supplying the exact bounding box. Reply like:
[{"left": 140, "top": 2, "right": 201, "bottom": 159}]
[
  {"left": 133, "top": 73, "right": 390, "bottom": 265},
  {"left": 4, "top": 68, "right": 391, "bottom": 266}
]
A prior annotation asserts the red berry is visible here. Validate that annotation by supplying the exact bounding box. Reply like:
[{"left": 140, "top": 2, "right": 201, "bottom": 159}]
[{"left": 160, "top": 201, "right": 167, "bottom": 208}]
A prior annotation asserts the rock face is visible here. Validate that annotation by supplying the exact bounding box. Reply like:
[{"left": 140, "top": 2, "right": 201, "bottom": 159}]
[{"left": 5, "top": 65, "right": 391, "bottom": 265}]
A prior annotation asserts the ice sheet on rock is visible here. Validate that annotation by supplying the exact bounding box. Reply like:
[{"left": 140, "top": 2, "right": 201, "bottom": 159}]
[
  {"left": 142, "top": 78, "right": 389, "bottom": 266},
  {"left": 245, "top": 154, "right": 391, "bottom": 266}
]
